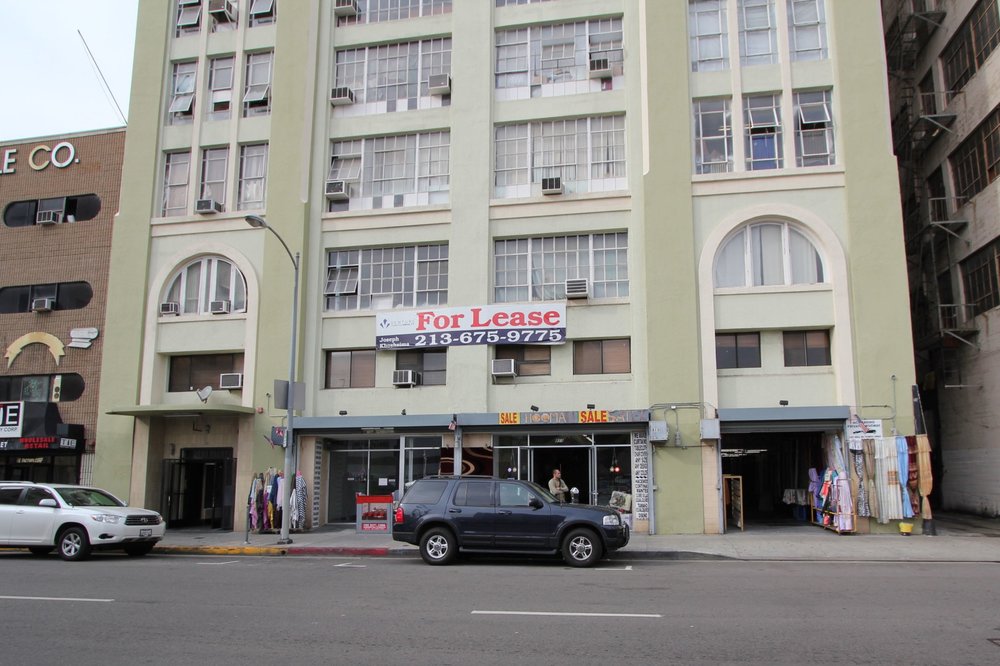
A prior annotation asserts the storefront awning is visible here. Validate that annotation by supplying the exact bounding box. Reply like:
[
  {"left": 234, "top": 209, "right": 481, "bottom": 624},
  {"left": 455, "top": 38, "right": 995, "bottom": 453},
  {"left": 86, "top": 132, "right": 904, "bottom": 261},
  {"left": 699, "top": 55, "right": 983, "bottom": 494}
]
[
  {"left": 718, "top": 406, "right": 850, "bottom": 434},
  {"left": 107, "top": 404, "right": 256, "bottom": 417}
]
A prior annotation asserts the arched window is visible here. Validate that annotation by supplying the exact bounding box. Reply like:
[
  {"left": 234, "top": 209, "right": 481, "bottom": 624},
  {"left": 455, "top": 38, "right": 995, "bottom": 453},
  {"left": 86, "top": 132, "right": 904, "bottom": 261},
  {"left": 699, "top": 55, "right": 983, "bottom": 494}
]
[
  {"left": 163, "top": 256, "right": 246, "bottom": 315},
  {"left": 714, "top": 221, "right": 824, "bottom": 288}
]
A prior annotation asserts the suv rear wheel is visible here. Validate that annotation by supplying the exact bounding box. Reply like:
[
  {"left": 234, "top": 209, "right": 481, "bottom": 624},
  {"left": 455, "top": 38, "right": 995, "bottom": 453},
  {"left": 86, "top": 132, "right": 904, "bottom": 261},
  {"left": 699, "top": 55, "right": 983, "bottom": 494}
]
[
  {"left": 420, "top": 527, "right": 457, "bottom": 565},
  {"left": 562, "top": 528, "right": 603, "bottom": 567}
]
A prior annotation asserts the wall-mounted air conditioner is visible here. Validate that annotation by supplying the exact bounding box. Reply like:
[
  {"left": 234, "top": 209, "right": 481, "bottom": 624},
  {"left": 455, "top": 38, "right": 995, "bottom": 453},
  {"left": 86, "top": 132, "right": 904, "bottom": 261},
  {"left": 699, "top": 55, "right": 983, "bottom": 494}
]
[
  {"left": 392, "top": 369, "right": 418, "bottom": 387},
  {"left": 31, "top": 297, "right": 55, "bottom": 312},
  {"left": 334, "top": 0, "right": 359, "bottom": 17},
  {"left": 491, "top": 358, "right": 517, "bottom": 377},
  {"left": 219, "top": 372, "right": 244, "bottom": 389},
  {"left": 36, "top": 210, "right": 63, "bottom": 225},
  {"left": 325, "top": 180, "right": 349, "bottom": 201},
  {"left": 330, "top": 86, "right": 355, "bottom": 106},
  {"left": 588, "top": 57, "right": 612, "bottom": 79},
  {"left": 208, "top": 0, "right": 237, "bottom": 22},
  {"left": 428, "top": 74, "right": 451, "bottom": 95},
  {"left": 541, "top": 176, "right": 563, "bottom": 195},
  {"left": 210, "top": 300, "right": 232, "bottom": 314},
  {"left": 196, "top": 198, "right": 223, "bottom": 214},
  {"left": 160, "top": 301, "right": 180, "bottom": 316},
  {"left": 565, "top": 278, "right": 590, "bottom": 299}
]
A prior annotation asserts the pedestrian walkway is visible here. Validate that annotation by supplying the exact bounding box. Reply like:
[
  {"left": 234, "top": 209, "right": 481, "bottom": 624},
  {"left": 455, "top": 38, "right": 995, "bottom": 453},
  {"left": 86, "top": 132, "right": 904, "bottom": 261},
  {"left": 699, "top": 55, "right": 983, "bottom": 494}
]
[{"left": 154, "top": 512, "right": 1000, "bottom": 562}]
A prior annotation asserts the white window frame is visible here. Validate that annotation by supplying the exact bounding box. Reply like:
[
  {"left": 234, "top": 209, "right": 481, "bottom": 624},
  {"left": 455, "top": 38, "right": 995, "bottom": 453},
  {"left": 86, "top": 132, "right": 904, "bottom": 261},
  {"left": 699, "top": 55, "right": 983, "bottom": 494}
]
[
  {"left": 739, "top": 0, "right": 776, "bottom": 66},
  {"left": 334, "top": 38, "right": 451, "bottom": 107},
  {"left": 162, "top": 151, "right": 191, "bottom": 217},
  {"left": 200, "top": 147, "right": 229, "bottom": 206},
  {"left": 336, "top": 0, "right": 452, "bottom": 26},
  {"left": 238, "top": 143, "right": 268, "bottom": 210},
  {"left": 242, "top": 51, "right": 273, "bottom": 116},
  {"left": 494, "top": 232, "right": 629, "bottom": 302},
  {"left": 168, "top": 61, "right": 197, "bottom": 123},
  {"left": 165, "top": 256, "right": 247, "bottom": 315},
  {"left": 694, "top": 98, "right": 733, "bottom": 174},
  {"left": 324, "top": 244, "right": 449, "bottom": 312},
  {"left": 794, "top": 89, "right": 834, "bottom": 167},
  {"left": 787, "top": 0, "right": 827, "bottom": 61},
  {"left": 208, "top": 56, "right": 235, "bottom": 119},
  {"left": 328, "top": 132, "right": 450, "bottom": 206},
  {"left": 714, "top": 222, "right": 825, "bottom": 288},
  {"left": 176, "top": 0, "right": 202, "bottom": 35},
  {"left": 744, "top": 94, "right": 782, "bottom": 170},
  {"left": 249, "top": 0, "right": 276, "bottom": 26},
  {"left": 689, "top": 0, "right": 729, "bottom": 72}
]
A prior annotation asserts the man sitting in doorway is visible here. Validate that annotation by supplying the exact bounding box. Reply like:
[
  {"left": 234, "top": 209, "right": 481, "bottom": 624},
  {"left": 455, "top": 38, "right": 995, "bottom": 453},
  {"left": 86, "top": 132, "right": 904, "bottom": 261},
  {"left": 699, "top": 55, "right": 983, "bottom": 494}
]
[{"left": 548, "top": 468, "right": 569, "bottom": 502}]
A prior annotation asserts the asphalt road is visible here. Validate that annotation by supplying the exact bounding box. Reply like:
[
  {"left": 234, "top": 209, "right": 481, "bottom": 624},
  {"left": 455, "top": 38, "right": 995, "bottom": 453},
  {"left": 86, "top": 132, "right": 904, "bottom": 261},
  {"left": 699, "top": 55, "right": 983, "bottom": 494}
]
[{"left": 2, "top": 552, "right": 999, "bottom": 665}]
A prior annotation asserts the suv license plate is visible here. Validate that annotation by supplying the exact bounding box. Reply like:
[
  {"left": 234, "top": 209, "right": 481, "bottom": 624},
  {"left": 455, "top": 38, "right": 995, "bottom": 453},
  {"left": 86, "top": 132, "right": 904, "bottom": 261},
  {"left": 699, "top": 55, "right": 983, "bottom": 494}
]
[{"left": 140, "top": 528, "right": 152, "bottom": 537}]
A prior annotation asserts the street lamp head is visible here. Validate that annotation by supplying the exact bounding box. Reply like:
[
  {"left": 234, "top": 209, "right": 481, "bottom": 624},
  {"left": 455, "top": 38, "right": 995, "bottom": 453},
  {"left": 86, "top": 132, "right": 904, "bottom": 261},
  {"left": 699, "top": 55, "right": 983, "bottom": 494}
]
[{"left": 244, "top": 214, "right": 267, "bottom": 229}]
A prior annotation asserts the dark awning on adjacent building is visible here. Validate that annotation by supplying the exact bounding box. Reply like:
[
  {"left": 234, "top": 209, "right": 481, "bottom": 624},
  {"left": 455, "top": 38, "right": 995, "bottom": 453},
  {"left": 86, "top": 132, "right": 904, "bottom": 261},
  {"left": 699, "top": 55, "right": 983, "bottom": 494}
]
[
  {"left": 718, "top": 406, "right": 851, "bottom": 434},
  {"left": 107, "top": 404, "right": 255, "bottom": 417}
]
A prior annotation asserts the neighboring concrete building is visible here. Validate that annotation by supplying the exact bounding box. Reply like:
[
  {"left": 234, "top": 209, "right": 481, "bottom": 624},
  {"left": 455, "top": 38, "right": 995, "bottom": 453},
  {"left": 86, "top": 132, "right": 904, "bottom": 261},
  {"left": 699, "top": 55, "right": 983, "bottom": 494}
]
[
  {"left": 0, "top": 129, "right": 125, "bottom": 483},
  {"left": 884, "top": 0, "right": 1000, "bottom": 517},
  {"left": 94, "top": 0, "right": 916, "bottom": 535}
]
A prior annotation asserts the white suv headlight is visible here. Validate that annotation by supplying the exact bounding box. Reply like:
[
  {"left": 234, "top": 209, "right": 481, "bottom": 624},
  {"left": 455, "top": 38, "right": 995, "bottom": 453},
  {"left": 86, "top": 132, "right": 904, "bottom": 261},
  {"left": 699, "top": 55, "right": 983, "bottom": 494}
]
[
  {"left": 603, "top": 514, "right": 620, "bottom": 526},
  {"left": 90, "top": 513, "right": 122, "bottom": 524}
]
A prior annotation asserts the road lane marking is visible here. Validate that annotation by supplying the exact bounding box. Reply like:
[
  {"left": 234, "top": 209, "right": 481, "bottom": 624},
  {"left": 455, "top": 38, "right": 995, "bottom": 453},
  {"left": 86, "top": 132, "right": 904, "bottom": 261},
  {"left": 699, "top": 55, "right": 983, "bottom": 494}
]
[
  {"left": 196, "top": 560, "right": 240, "bottom": 565},
  {"left": 472, "top": 610, "right": 661, "bottom": 618},
  {"left": 1, "top": 595, "right": 113, "bottom": 603},
  {"left": 334, "top": 563, "right": 367, "bottom": 568}
]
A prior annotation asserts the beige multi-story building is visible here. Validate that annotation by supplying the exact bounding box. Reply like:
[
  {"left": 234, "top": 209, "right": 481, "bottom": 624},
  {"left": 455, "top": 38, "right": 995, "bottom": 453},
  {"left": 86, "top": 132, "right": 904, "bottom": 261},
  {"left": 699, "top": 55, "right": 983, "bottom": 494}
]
[
  {"left": 0, "top": 129, "right": 124, "bottom": 483},
  {"left": 94, "top": 0, "right": 917, "bottom": 535},
  {"left": 884, "top": 0, "right": 1000, "bottom": 517}
]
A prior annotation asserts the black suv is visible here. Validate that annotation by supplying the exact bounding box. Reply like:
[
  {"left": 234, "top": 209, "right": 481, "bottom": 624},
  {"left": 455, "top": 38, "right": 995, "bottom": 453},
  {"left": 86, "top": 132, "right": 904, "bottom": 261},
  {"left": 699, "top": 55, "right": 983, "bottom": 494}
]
[{"left": 392, "top": 476, "right": 629, "bottom": 567}]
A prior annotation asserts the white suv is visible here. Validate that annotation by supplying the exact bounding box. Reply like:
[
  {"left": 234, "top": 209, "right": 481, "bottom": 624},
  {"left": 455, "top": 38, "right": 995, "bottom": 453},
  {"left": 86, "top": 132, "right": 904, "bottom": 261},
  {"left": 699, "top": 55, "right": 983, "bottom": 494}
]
[{"left": 0, "top": 482, "right": 165, "bottom": 561}]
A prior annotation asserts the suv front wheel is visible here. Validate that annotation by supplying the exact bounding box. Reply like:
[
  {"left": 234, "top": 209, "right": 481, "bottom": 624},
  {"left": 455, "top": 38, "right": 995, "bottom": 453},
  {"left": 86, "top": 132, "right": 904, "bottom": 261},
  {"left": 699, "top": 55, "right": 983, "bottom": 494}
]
[
  {"left": 419, "top": 527, "right": 457, "bottom": 565},
  {"left": 562, "top": 528, "right": 603, "bottom": 567},
  {"left": 58, "top": 526, "right": 92, "bottom": 561}
]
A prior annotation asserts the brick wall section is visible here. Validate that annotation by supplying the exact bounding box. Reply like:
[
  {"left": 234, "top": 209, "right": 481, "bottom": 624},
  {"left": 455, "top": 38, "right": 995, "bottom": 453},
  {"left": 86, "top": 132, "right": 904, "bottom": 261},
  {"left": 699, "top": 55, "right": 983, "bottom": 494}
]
[{"left": 0, "top": 129, "right": 125, "bottom": 453}]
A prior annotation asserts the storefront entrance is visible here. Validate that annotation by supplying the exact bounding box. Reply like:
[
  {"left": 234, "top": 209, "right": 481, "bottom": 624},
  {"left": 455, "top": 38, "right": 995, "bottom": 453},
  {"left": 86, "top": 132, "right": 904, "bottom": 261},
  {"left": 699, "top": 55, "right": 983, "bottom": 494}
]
[{"left": 161, "top": 448, "right": 236, "bottom": 530}]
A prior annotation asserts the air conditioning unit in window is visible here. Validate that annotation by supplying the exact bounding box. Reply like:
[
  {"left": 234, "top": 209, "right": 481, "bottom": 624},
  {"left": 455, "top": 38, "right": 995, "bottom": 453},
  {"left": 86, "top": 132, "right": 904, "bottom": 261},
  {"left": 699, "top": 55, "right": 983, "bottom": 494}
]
[
  {"left": 491, "top": 358, "right": 517, "bottom": 378},
  {"left": 219, "top": 372, "right": 244, "bottom": 390},
  {"left": 31, "top": 297, "right": 55, "bottom": 313},
  {"left": 334, "top": 0, "right": 359, "bottom": 17},
  {"left": 209, "top": 0, "right": 237, "bottom": 22},
  {"left": 196, "top": 198, "right": 223, "bottom": 214},
  {"left": 428, "top": 74, "right": 451, "bottom": 95},
  {"left": 325, "top": 180, "right": 349, "bottom": 201},
  {"left": 588, "top": 57, "right": 612, "bottom": 79},
  {"left": 36, "top": 210, "right": 63, "bottom": 225},
  {"left": 160, "top": 301, "right": 180, "bottom": 316},
  {"left": 210, "top": 300, "right": 232, "bottom": 314},
  {"left": 392, "top": 369, "right": 418, "bottom": 387},
  {"left": 565, "top": 278, "right": 590, "bottom": 299},
  {"left": 330, "top": 86, "right": 355, "bottom": 106},
  {"left": 541, "top": 176, "right": 563, "bottom": 195}
]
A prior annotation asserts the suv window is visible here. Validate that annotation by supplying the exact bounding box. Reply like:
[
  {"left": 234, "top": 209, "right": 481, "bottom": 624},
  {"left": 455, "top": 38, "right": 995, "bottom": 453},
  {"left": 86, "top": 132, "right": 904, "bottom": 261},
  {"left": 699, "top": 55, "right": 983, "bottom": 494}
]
[
  {"left": 0, "top": 487, "right": 24, "bottom": 504},
  {"left": 403, "top": 480, "right": 448, "bottom": 504},
  {"left": 452, "top": 481, "right": 493, "bottom": 507},
  {"left": 21, "top": 488, "right": 54, "bottom": 505},
  {"left": 499, "top": 482, "right": 536, "bottom": 507}
]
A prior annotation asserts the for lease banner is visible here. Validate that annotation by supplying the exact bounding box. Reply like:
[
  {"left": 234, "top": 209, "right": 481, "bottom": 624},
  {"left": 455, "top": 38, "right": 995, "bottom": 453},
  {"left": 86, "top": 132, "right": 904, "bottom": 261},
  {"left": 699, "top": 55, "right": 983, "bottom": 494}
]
[{"left": 375, "top": 304, "right": 566, "bottom": 349}]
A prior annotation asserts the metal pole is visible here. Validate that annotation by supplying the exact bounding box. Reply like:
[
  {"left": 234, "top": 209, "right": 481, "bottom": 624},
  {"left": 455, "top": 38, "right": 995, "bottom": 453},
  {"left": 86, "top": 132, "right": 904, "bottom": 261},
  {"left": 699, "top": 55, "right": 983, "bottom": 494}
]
[{"left": 279, "top": 251, "right": 300, "bottom": 545}]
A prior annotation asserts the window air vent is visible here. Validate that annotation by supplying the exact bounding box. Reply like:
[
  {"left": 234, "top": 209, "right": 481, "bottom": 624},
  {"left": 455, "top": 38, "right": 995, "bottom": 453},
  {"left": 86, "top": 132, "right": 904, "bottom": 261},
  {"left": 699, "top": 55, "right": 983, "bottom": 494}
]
[
  {"left": 330, "top": 86, "right": 356, "bottom": 106},
  {"left": 219, "top": 372, "right": 244, "bottom": 389},
  {"left": 428, "top": 74, "right": 451, "bottom": 95},
  {"left": 334, "top": 0, "right": 359, "bottom": 17},
  {"left": 588, "top": 57, "right": 612, "bottom": 79},
  {"left": 31, "top": 297, "right": 55, "bottom": 313},
  {"left": 208, "top": 0, "right": 237, "bottom": 22},
  {"left": 541, "top": 176, "right": 563, "bottom": 195},
  {"left": 491, "top": 358, "right": 517, "bottom": 378},
  {"left": 392, "top": 369, "right": 418, "bottom": 387},
  {"left": 564, "top": 278, "right": 590, "bottom": 299},
  {"left": 325, "top": 180, "right": 349, "bottom": 201},
  {"left": 196, "top": 198, "right": 223, "bottom": 214},
  {"left": 210, "top": 300, "right": 232, "bottom": 315},
  {"left": 36, "top": 210, "right": 63, "bottom": 225},
  {"left": 160, "top": 301, "right": 180, "bottom": 316}
]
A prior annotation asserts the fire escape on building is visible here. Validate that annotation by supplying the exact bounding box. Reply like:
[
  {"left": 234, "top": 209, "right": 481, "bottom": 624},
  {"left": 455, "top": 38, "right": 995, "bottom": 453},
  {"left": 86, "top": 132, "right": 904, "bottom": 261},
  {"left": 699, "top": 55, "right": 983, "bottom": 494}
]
[{"left": 885, "top": 1, "right": 981, "bottom": 390}]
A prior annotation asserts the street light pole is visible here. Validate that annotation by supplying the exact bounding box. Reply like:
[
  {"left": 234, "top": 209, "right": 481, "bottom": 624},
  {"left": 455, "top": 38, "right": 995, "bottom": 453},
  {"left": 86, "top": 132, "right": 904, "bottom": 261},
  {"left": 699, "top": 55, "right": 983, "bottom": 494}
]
[{"left": 245, "top": 214, "right": 299, "bottom": 545}]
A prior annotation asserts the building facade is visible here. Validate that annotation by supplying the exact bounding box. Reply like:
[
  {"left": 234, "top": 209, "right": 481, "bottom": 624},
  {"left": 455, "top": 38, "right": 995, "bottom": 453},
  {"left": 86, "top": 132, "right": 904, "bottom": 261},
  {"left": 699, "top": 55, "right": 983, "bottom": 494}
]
[
  {"left": 884, "top": 0, "right": 1000, "bottom": 517},
  {"left": 94, "top": 0, "right": 917, "bottom": 535},
  {"left": 0, "top": 129, "right": 125, "bottom": 483}
]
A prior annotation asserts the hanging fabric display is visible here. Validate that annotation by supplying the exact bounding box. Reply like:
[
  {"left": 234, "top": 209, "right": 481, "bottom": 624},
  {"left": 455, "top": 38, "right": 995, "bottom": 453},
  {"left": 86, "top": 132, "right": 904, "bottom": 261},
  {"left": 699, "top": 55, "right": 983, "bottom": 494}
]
[
  {"left": 246, "top": 468, "right": 295, "bottom": 533},
  {"left": 852, "top": 451, "right": 870, "bottom": 517},
  {"left": 916, "top": 434, "right": 934, "bottom": 520},
  {"left": 289, "top": 471, "right": 308, "bottom": 530}
]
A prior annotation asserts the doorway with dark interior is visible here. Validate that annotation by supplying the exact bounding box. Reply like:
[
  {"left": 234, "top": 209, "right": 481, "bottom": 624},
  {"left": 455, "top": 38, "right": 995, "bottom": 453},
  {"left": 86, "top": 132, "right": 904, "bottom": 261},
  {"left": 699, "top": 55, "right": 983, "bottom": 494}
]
[{"left": 161, "top": 447, "right": 236, "bottom": 530}]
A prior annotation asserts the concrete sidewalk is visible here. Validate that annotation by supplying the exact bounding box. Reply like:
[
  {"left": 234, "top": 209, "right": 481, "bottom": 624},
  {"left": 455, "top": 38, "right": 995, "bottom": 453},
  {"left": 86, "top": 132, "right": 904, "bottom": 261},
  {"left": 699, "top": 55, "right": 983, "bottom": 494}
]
[{"left": 154, "top": 512, "right": 1000, "bottom": 562}]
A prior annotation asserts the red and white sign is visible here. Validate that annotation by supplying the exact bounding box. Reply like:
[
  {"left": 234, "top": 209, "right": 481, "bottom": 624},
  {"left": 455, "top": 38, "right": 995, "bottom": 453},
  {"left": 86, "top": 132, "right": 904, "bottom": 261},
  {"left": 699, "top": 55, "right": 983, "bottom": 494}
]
[{"left": 375, "top": 304, "right": 566, "bottom": 349}]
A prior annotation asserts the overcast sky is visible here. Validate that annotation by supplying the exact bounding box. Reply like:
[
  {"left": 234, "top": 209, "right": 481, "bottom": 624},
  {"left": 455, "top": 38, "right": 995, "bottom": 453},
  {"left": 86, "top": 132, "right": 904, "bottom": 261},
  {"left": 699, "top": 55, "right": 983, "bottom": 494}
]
[{"left": 0, "top": 0, "right": 139, "bottom": 142}]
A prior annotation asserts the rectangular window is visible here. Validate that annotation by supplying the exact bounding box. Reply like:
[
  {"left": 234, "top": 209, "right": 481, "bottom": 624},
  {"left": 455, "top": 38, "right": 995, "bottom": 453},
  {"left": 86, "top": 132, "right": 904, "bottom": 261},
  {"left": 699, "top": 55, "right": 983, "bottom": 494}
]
[
  {"left": 573, "top": 339, "right": 631, "bottom": 375},
  {"left": 794, "top": 90, "right": 834, "bottom": 167},
  {"left": 396, "top": 349, "right": 446, "bottom": 386},
  {"left": 162, "top": 151, "right": 191, "bottom": 217},
  {"left": 249, "top": 0, "right": 276, "bottom": 26},
  {"left": 961, "top": 239, "right": 1000, "bottom": 315},
  {"left": 716, "top": 333, "right": 761, "bottom": 369},
  {"left": 325, "top": 244, "right": 448, "bottom": 311},
  {"left": 783, "top": 330, "right": 831, "bottom": 367},
  {"left": 336, "top": 0, "right": 452, "bottom": 26},
  {"left": 200, "top": 147, "right": 228, "bottom": 206},
  {"left": 739, "top": 0, "right": 776, "bottom": 65},
  {"left": 694, "top": 98, "right": 732, "bottom": 174},
  {"left": 689, "top": 0, "right": 729, "bottom": 72},
  {"left": 168, "top": 61, "right": 197, "bottom": 123},
  {"left": 326, "top": 349, "right": 376, "bottom": 389},
  {"left": 328, "top": 132, "right": 450, "bottom": 207},
  {"left": 744, "top": 94, "right": 782, "bottom": 170},
  {"left": 176, "top": 0, "right": 202, "bottom": 36},
  {"left": 335, "top": 38, "right": 451, "bottom": 107},
  {"left": 949, "top": 104, "right": 1000, "bottom": 201},
  {"left": 496, "top": 345, "right": 551, "bottom": 376},
  {"left": 494, "top": 232, "right": 628, "bottom": 302},
  {"left": 787, "top": 0, "right": 827, "bottom": 61},
  {"left": 168, "top": 353, "right": 244, "bottom": 392},
  {"left": 238, "top": 144, "right": 268, "bottom": 210},
  {"left": 207, "top": 56, "right": 234, "bottom": 120},
  {"left": 942, "top": 0, "right": 999, "bottom": 93},
  {"left": 243, "top": 51, "right": 273, "bottom": 116},
  {"left": 493, "top": 116, "right": 625, "bottom": 197}
]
